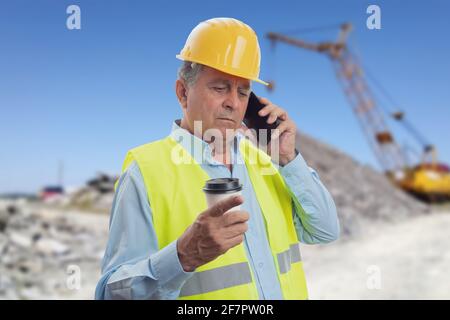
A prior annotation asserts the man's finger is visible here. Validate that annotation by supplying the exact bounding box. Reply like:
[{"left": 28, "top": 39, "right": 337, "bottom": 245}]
[
  {"left": 223, "top": 222, "right": 249, "bottom": 239},
  {"left": 258, "top": 96, "right": 271, "bottom": 105},
  {"left": 258, "top": 104, "right": 276, "bottom": 116},
  {"left": 271, "top": 120, "right": 291, "bottom": 141},
  {"left": 267, "top": 113, "right": 278, "bottom": 124},
  {"left": 225, "top": 234, "right": 246, "bottom": 249},
  {"left": 265, "top": 107, "right": 287, "bottom": 123},
  {"left": 223, "top": 210, "right": 250, "bottom": 227},
  {"left": 208, "top": 195, "right": 244, "bottom": 217}
]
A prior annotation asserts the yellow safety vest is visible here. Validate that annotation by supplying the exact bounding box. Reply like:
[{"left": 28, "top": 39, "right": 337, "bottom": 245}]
[{"left": 119, "top": 135, "right": 308, "bottom": 299}]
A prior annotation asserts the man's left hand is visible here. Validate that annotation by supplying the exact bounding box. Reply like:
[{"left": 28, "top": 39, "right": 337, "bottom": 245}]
[{"left": 257, "top": 96, "right": 297, "bottom": 166}]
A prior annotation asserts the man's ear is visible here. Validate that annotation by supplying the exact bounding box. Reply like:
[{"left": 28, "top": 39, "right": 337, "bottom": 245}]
[{"left": 175, "top": 79, "right": 188, "bottom": 109}]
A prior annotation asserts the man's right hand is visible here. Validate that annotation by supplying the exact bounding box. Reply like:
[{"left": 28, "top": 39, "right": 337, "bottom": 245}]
[{"left": 177, "top": 195, "right": 249, "bottom": 272}]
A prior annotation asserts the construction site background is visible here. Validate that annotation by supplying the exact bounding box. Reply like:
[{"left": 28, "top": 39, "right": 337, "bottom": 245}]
[
  {"left": 1, "top": 1, "right": 449, "bottom": 300},
  {"left": 1, "top": 132, "right": 448, "bottom": 299}
]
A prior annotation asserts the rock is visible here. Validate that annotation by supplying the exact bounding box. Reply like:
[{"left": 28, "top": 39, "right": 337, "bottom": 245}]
[
  {"left": 18, "top": 259, "right": 43, "bottom": 274},
  {"left": 35, "top": 238, "right": 70, "bottom": 256},
  {"left": 0, "top": 234, "right": 7, "bottom": 254},
  {"left": 0, "top": 217, "right": 7, "bottom": 233},
  {"left": 7, "top": 205, "right": 18, "bottom": 216},
  {"left": 0, "top": 275, "right": 19, "bottom": 300},
  {"left": 9, "top": 232, "right": 32, "bottom": 248},
  {"left": 32, "top": 233, "right": 42, "bottom": 243},
  {"left": 19, "top": 287, "right": 43, "bottom": 300}
]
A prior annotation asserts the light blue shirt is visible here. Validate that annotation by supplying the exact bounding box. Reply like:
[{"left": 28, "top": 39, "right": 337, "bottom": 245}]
[{"left": 95, "top": 120, "right": 339, "bottom": 300}]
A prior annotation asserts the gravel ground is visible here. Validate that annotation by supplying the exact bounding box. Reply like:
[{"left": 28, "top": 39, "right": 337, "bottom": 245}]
[
  {"left": 301, "top": 210, "right": 450, "bottom": 299},
  {"left": 0, "top": 200, "right": 109, "bottom": 300}
]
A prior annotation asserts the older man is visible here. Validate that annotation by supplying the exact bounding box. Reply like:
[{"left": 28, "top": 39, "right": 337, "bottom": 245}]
[{"left": 95, "top": 17, "right": 339, "bottom": 300}]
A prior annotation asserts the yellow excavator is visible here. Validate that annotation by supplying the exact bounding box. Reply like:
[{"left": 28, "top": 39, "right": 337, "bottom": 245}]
[{"left": 266, "top": 23, "right": 450, "bottom": 202}]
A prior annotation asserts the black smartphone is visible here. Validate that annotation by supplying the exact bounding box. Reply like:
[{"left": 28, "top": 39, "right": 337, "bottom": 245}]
[{"left": 243, "top": 91, "right": 282, "bottom": 143}]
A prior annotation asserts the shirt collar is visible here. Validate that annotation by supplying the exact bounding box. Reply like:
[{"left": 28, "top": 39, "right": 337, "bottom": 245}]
[{"left": 170, "top": 119, "right": 244, "bottom": 166}]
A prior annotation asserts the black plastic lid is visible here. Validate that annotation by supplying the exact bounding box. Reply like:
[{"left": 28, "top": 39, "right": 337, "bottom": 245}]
[{"left": 203, "top": 178, "right": 242, "bottom": 194}]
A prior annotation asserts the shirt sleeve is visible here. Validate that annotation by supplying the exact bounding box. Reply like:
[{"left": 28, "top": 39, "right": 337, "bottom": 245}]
[
  {"left": 278, "top": 151, "right": 340, "bottom": 244},
  {"left": 94, "top": 161, "right": 194, "bottom": 300}
]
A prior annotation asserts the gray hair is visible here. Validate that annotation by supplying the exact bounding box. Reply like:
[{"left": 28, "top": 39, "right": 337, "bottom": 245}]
[{"left": 177, "top": 61, "right": 204, "bottom": 87}]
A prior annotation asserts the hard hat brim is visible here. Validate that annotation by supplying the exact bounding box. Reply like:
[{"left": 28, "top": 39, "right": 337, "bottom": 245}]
[{"left": 176, "top": 55, "right": 269, "bottom": 86}]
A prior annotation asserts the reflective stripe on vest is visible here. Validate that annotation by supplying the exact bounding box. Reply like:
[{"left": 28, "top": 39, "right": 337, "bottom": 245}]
[
  {"left": 180, "top": 262, "right": 252, "bottom": 297},
  {"left": 121, "top": 135, "right": 309, "bottom": 299},
  {"left": 277, "top": 243, "right": 302, "bottom": 274}
]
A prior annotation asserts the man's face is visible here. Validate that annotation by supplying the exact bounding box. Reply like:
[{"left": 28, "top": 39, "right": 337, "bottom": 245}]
[{"left": 178, "top": 66, "right": 251, "bottom": 141}]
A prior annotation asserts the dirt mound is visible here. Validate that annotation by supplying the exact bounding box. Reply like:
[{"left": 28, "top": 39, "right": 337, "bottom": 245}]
[{"left": 296, "top": 131, "right": 431, "bottom": 238}]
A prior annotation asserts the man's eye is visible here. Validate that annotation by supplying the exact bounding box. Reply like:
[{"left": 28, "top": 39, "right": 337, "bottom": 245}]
[
  {"left": 239, "top": 91, "right": 249, "bottom": 97},
  {"left": 213, "top": 87, "right": 226, "bottom": 92}
]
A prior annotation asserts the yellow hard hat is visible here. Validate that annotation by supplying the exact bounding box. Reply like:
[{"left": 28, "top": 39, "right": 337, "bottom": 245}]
[{"left": 176, "top": 17, "right": 268, "bottom": 86}]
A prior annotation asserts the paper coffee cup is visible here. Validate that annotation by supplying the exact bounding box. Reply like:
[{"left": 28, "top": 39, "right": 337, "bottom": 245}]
[{"left": 203, "top": 178, "right": 243, "bottom": 213}]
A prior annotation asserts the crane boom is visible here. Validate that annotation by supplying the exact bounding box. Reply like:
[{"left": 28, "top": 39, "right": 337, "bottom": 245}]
[{"left": 267, "top": 24, "right": 407, "bottom": 175}]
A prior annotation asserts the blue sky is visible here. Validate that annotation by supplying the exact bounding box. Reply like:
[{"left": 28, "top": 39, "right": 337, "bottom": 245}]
[{"left": 1, "top": 0, "right": 449, "bottom": 193}]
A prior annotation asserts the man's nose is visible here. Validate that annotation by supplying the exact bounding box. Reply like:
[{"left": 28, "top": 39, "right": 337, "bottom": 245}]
[{"left": 222, "top": 90, "right": 240, "bottom": 111}]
